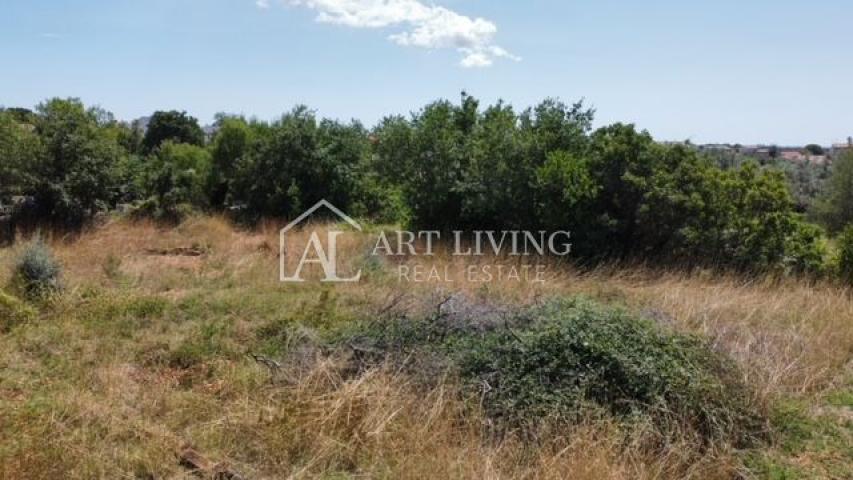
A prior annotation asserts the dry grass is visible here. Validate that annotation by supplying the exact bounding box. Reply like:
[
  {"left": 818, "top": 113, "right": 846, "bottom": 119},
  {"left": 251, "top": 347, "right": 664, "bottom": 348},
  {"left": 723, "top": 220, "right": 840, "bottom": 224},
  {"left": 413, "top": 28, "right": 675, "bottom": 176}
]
[{"left": 0, "top": 217, "right": 850, "bottom": 479}]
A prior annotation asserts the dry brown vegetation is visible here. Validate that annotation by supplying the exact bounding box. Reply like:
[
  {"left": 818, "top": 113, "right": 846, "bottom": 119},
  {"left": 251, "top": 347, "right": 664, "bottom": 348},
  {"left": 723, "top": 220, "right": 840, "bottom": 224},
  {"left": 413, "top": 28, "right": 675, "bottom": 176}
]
[{"left": 0, "top": 216, "right": 851, "bottom": 479}]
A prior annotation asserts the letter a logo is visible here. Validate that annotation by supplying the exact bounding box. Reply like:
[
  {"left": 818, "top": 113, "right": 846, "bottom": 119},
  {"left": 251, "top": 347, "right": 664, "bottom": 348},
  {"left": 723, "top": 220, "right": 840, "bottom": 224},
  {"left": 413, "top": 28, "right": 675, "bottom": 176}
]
[{"left": 279, "top": 200, "right": 362, "bottom": 283}]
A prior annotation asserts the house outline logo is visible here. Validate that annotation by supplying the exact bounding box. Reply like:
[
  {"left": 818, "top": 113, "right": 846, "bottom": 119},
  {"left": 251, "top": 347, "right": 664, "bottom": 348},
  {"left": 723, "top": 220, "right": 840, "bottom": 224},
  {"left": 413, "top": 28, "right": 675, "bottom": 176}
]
[{"left": 279, "top": 199, "right": 362, "bottom": 283}]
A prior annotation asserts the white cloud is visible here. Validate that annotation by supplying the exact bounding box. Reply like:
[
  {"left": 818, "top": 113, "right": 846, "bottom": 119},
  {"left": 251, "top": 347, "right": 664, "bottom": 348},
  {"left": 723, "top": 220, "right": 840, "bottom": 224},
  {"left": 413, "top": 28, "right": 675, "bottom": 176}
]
[
  {"left": 260, "top": 0, "right": 519, "bottom": 68},
  {"left": 459, "top": 50, "right": 491, "bottom": 68}
]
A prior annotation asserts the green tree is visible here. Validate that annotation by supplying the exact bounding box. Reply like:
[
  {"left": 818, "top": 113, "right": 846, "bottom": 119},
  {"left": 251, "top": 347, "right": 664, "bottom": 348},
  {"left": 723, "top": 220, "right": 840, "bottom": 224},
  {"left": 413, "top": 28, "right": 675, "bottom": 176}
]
[
  {"left": 142, "top": 111, "right": 205, "bottom": 153},
  {"left": 114, "top": 120, "right": 145, "bottom": 155},
  {"left": 375, "top": 94, "right": 594, "bottom": 230},
  {"left": 209, "top": 116, "right": 254, "bottom": 207},
  {"left": 459, "top": 100, "right": 523, "bottom": 228},
  {"left": 229, "top": 107, "right": 368, "bottom": 220},
  {"left": 140, "top": 142, "right": 211, "bottom": 220},
  {"left": 584, "top": 123, "right": 658, "bottom": 256},
  {"left": 462, "top": 98, "right": 593, "bottom": 229},
  {"left": 380, "top": 99, "right": 469, "bottom": 230},
  {"left": 27, "top": 98, "right": 123, "bottom": 227},
  {"left": 0, "top": 111, "right": 42, "bottom": 203},
  {"left": 535, "top": 150, "right": 597, "bottom": 232},
  {"left": 812, "top": 151, "right": 853, "bottom": 233},
  {"left": 698, "top": 163, "right": 822, "bottom": 272},
  {"left": 804, "top": 144, "right": 824, "bottom": 156}
]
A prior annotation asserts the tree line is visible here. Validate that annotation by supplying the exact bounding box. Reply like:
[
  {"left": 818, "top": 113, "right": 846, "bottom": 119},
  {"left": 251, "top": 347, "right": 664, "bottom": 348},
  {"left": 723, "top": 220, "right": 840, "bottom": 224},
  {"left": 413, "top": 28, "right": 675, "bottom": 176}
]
[{"left": 1, "top": 94, "right": 852, "bottom": 278}]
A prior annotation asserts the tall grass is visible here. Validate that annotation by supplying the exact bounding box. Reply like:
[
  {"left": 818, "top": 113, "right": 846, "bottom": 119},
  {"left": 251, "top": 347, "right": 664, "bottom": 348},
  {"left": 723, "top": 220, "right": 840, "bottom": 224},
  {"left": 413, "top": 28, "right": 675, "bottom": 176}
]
[{"left": 0, "top": 217, "right": 849, "bottom": 479}]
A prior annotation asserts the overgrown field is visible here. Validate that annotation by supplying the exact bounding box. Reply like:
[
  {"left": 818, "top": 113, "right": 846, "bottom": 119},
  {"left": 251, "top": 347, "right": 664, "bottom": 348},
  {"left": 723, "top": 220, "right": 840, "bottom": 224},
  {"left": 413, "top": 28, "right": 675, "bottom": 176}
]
[{"left": 0, "top": 217, "right": 851, "bottom": 479}]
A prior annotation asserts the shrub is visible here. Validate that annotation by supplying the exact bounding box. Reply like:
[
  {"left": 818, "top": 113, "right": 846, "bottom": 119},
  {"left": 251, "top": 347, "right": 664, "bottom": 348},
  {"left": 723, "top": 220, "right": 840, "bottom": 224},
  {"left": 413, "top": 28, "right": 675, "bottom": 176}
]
[
  {"left": 138, "top": 142, "right": 212, "bottom": 221},
  {"left": 838, "top": 226, "right": 853, "bottom": 285},
  {"left": 812, "top": 150, "right": 853, "bottom": 233},
  {"left": 0, "top": 290, "right": 37, "bottom": 332},
  {"left": 783, "top": 220, "right": 828, "bottom": 276},
  {"left": 14, "top": 238, "right": 62, "bottom": 297},
  {"left": 458, "top": 298, "right": 763, "bottom": 445},
  {"left": 341, "top": 296, "right": 764, "bottom": 445},
  {"left": 228, "top": 107, "right": 370, "bottom": 222}
]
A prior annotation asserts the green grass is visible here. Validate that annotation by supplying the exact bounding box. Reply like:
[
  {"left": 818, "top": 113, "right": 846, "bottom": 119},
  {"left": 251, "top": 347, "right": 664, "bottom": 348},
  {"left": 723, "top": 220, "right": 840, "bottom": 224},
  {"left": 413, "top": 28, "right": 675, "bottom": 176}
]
[{"left": 742, "top": 397, "right": 853, "bottom": 479}]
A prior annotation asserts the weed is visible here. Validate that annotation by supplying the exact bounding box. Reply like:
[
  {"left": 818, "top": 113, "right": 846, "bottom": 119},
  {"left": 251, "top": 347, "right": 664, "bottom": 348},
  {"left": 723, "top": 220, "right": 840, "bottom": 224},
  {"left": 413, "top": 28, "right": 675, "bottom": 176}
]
[{"left": 14, "top": 237, "right": 62, "bottom": 298}]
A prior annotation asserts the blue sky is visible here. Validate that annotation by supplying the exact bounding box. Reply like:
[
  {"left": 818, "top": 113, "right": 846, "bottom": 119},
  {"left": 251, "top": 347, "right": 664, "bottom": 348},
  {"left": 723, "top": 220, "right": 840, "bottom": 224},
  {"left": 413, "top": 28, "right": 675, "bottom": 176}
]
[{"left": 1, "top": 0, "right": 851, "bottom": 145}]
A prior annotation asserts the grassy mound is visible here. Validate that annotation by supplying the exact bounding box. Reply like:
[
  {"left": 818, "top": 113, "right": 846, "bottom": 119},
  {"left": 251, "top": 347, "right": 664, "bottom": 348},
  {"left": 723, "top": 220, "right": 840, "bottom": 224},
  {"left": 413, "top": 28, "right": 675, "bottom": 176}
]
[
  {"left": 458, "top": 298, "right": 764, "bottom": 445},
  {"left": 342, "top": 296, "right": 764, "bottom": 446}
]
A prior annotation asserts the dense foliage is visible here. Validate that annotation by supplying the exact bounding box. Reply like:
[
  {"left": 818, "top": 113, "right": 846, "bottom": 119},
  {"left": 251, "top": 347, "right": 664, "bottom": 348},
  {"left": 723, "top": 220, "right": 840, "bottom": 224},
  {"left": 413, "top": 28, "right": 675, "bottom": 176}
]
[
  {"left": 371, "top": 98, "right": 825, "bottom": 272},
  {"left": 1, "top": 100, "right": 124, "bottom": 228},
  {"left": 0, "top": 95, "right": 849, "bottom": 277},
  {"left": 142, "top": 110, "right": 205, "bottom": 153},
  {"left": 812, "top": 151, "right": 853, "bottom": 234},
  {"left": 134, "top": 142, "right": 212, "bottom": 221},
  {"left": 339, "top": 296, "right": 764, "bottom": 445},
  {"left": 459, "top": 298, "right": 762, "bottom": 444}
]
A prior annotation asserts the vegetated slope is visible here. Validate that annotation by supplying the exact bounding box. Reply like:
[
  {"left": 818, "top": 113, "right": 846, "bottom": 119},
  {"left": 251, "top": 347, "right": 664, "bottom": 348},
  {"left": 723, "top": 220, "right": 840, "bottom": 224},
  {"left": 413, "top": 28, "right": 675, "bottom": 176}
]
[{"left": 0, "top": 217, "right": 850, "bottom": 479}]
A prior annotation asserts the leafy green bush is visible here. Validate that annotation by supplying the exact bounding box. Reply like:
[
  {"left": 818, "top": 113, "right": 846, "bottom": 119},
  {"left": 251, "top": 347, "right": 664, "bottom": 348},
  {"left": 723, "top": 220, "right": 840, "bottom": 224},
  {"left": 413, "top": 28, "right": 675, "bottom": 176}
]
[
  {"left": 137, "top": 142, "right": 212, "bottom": 221},
  {"left": 14, "top": 238, "right": 62, "bottom": 298},
  {"left": 0, "top": 290, "right": 37, "bottom": 332},
  {"left": 812, "top": 151, "right": 853, "bottom": 233},
  {"left": 27, "top": 99, "right": 124, "bottom": 229},
  {"left": 838, "top": 226, "right": 853, "bottom": 285},
  {"left": 340, "top": 296, "right": 763, "bottom": 445},
  {"left": 458, "top": 298, "right": 763, "bottom": 445},
  {"left": 783, "top": 221, "right": 828, "bottom": 276},
  {"left": 228, "top": 107, "right": 371, "bottom": 222}
]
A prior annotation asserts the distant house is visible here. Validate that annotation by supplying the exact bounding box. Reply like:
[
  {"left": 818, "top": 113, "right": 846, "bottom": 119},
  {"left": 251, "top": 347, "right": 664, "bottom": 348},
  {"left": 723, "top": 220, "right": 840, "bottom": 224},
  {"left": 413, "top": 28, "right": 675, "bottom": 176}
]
[
  {"left": 777, "top": 149, "right": 832, "bottom": 165},
  {"left": 780, "top": 150, "right": 806, "bottom": 163},
  {"left": 752, "top": 147, "right": 773, "bottom": 160}
]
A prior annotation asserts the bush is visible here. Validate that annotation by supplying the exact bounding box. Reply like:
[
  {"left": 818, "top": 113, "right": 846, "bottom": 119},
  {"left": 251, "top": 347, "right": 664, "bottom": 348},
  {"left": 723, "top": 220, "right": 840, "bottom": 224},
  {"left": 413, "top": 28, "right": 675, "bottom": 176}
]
[
  {"left": 783, "top": 221, "right": 828, "bottom": 276},
  {"left": 228, "top": 107, "right": 371, "bottom": 221},
  {"left": 0, "top": 290, "right": 37, "bottom": 332},
  {"left": 838, "top": 226, "right": 853, "bottom": 285},
  {"left": 14, "top": 238, "right": 62, "bottom": 297},
  {"left": 341, "top": 296, "right": 763, "bottom": 445},
  {"left": 459, "top": 298, "right": 763, "bottom": 445},
  {"left": 137, "top": 142, "right": 212, "bottom": 221},
  {"left": 812, "top": 151, "right": 853, "bottom": 233}
]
